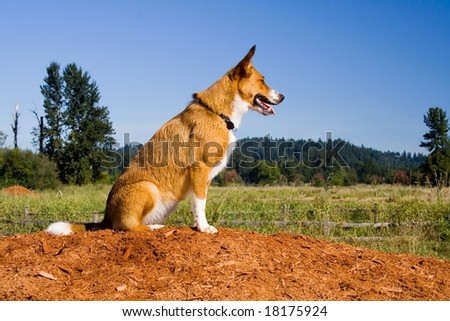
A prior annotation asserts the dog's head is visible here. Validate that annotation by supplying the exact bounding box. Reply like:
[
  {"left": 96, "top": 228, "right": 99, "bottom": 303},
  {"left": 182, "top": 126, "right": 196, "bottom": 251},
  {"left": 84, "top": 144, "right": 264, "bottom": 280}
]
[{"left": 229, "top": 45, "right": 284, "bottom": 115}]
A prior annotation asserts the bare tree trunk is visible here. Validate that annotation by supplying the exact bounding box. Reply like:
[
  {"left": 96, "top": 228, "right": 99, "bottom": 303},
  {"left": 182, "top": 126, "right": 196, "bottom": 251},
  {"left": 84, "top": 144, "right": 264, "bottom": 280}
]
[{"left": 11, "top": 104, "right": 20, "bottom": 148}]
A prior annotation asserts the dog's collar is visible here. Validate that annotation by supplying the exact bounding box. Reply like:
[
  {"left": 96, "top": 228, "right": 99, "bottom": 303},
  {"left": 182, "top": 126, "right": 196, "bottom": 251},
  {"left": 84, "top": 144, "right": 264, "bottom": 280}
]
[{"left": 193, "top": 97, "right": 235, "bottom": 130}]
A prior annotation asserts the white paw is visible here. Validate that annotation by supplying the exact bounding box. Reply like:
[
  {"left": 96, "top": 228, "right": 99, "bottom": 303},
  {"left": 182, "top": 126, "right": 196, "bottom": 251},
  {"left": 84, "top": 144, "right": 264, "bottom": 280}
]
[{"left": 197, "top": 224, "right": 218, "bottom": 234}]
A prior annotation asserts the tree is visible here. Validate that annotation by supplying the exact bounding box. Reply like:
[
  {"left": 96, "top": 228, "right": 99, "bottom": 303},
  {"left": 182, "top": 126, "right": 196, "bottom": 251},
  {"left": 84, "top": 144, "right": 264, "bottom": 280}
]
[
  {"left": 420, "top": 107, "right": 450, "bottom": 187},
  {"left": 420, "top": 107, "right": 449, "bottom": 153},
  {"left": 251, "top": 161, "right": 282, "bottom": 185},
  {"left": 39, "top": 62, "right": 64, "bottom": 160},
  {"left": 421, "top": 149, "right": 450, "bottom": 188},
  {"left": 31, "top": 109, "right": 44, "bottom": 153},
  {"left": 36, "top": 62, "right": 115, "bottom": 184},
  {"left": 60, "top": 63, "right": 115, "bottom": 184},
  {"left": 0, "top": 130, "right": 6, "bottom": 147},
  {"left": 11, "top": 104, "right": 19, "bottom": 148}
]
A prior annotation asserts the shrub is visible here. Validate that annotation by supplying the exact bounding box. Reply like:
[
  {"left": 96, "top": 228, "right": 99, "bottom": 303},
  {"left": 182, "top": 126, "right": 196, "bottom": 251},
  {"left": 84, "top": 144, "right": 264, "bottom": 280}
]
[{"left": 0, "top": 148, "right": 60, "bottom": 190}]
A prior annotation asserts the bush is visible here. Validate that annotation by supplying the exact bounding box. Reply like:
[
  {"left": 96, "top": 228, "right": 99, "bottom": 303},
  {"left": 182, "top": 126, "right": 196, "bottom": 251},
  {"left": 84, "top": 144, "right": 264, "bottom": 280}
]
[
  {"left": 214, "top": 169, "right": 243, "bottom": 186},
  {"left": 0, "top": 148, "right": 60, "bottom": 190}
]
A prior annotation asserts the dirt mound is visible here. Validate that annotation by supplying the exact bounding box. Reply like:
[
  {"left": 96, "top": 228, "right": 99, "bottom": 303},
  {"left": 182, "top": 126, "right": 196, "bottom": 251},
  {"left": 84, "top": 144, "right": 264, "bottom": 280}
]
[
  {"left": 1, "top": 227, "right": 449, "bottom": 301},
  {"left": 1, "top": 185, "right": 37, "bottom": 197}
]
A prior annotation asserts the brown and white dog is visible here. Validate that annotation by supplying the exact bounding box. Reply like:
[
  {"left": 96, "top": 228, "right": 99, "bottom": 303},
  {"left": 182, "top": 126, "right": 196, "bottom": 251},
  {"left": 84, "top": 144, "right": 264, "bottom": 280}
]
[{"left": 47, "top": 45, "right": 284, "bottom": 235}]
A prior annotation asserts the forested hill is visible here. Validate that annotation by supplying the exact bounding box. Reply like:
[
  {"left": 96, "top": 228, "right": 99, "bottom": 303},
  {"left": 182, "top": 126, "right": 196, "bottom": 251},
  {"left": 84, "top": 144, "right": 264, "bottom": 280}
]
[
  {"left": 234, "top": 137, "right": 424, "bottom": 168},
  {"left": 225, "top": 137, "right": 425, "bottom": 185}
]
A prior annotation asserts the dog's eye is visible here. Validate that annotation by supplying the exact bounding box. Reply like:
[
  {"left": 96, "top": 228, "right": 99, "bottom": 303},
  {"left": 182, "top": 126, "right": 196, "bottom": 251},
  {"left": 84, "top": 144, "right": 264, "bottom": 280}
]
[{"left": 260, "top": 79, "right": 266, "bottom": 85}]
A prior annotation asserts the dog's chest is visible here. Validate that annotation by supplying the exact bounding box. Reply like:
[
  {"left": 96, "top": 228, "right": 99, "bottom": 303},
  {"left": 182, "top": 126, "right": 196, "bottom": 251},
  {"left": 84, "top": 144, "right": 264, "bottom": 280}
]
[{"left": 208, "top": 131, "right": 237, "bottom": 181}]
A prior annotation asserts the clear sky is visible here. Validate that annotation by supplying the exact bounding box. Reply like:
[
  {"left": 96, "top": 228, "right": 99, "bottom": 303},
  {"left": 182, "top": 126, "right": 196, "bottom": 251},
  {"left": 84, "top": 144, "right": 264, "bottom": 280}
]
[{"left": 1, "top": 0, "right": 449, "bottom": 154}]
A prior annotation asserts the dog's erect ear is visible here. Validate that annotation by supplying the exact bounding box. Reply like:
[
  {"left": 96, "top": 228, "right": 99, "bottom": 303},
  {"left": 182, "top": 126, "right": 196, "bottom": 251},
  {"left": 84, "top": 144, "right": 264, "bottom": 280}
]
[
  {"left": 230, "top": 45, "right": 256, "bottom": 79},
  {"left": 241, "top": 45, "right": 256, "bottom": 67}
]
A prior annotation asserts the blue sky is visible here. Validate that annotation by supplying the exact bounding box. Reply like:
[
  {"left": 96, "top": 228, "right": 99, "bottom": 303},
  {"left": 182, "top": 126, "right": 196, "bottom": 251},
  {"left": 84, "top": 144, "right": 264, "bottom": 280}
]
[{"left": 1, "top": 0, "right": 449, "bottom": 154}]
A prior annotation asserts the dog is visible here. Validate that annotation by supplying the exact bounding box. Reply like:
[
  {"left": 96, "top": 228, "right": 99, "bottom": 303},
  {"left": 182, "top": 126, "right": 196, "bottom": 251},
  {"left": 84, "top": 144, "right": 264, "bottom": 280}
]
[{"left": 47, "top": 45, "right": 284, "bottom": 235}]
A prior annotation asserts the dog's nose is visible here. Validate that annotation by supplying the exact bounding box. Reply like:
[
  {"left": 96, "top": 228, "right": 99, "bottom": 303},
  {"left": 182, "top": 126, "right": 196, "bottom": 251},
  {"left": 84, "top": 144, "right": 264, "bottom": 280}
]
[{"left": 278, "top": 93, "right": 285, "bottom": 102}]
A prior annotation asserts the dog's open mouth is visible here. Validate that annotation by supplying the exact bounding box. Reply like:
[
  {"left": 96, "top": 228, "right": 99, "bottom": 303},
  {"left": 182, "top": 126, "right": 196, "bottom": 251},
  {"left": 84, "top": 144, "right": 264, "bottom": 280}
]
[{"left": 254, "top": 94, "right": 276, "bottom": 115}]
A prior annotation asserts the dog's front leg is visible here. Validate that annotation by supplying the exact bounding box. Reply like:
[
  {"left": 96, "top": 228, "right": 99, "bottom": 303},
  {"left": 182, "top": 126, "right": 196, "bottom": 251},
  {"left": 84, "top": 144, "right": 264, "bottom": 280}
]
[
  {"left": 190, "top": 166, "right": 218, "bottom": 234},
  {"left": 192, "top": 196, "right": 218, "bottom": 234}
]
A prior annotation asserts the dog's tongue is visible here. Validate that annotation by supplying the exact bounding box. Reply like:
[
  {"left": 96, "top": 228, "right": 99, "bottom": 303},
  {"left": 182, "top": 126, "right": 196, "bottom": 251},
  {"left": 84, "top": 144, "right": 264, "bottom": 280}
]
[
  {"left": 259, "top": 99, "right": 275, "bottom": 115},
  {"left": 263, "top": 101, "right": 275, "bottom": 115}
]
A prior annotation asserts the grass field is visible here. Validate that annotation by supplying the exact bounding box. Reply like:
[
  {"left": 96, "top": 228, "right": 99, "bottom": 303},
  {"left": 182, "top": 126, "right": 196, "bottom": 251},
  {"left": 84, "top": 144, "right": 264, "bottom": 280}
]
[{"left": 1, "top": 184, "right": 449, "bottom": 260}]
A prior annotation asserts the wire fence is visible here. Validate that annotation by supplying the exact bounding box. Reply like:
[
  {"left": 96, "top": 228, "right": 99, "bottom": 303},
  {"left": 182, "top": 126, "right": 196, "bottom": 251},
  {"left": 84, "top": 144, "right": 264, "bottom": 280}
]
[{"left": 0, "top": 209, "right": 436, "bottom": 240}]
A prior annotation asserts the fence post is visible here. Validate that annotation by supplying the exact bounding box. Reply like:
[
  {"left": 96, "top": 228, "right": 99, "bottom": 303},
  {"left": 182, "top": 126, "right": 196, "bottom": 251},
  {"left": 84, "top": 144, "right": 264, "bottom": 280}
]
[
  {"left": 282, "top": 204, "right": 288, "bottom": 221},
  {"left": 24, "top": 207, "right": 30, "bottom": 223},
  {"left": 323, "top": 213, "right": 330, "bottom": 236},
  {"left": 373, "top": 203, "right": 379, "bottom": 223}
]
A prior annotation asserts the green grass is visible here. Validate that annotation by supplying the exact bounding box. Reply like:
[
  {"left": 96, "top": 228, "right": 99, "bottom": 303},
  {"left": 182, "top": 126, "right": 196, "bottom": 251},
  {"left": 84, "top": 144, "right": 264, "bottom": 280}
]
[
  {"left": 0, "top": 185, "right": 110, "bottom": 235},
  {"left": 1, "top": 184, "right": 449, "bottom": 260}
]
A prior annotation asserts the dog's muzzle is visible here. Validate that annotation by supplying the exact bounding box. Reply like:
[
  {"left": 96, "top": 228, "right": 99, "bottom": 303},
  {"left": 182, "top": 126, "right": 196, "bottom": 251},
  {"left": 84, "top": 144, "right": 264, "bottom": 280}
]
[{"left": 254, "top": 92, "right": 284, "bottom": 115}]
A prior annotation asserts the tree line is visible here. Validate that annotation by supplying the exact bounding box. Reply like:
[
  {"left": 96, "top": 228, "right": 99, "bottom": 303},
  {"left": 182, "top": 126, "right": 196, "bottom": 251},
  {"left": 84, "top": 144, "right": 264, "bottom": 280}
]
[
  {"left": 0, "top": 62, "right": 449, "bottom": 189},
  {"left": 103, "top": 111, "right": 449, "bottom": 187},
  {"left": 224, "top": 137, "right": 426, "bottom": 186}
]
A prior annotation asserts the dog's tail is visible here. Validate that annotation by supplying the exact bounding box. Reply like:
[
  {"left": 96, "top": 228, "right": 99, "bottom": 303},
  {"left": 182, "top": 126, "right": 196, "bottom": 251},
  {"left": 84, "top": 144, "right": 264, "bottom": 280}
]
[{"left": 46, "top": 220, "right": 108, "bottom": 236}]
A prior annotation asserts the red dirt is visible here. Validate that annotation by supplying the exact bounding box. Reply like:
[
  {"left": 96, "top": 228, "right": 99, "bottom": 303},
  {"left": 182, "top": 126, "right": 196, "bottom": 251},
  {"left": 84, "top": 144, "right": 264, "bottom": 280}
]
[
  {"left": 1, "top": 185, "right": 37, "bottom": 197},
  {"left": 1, "top": 227, "right": 449, "bottom": 301}
]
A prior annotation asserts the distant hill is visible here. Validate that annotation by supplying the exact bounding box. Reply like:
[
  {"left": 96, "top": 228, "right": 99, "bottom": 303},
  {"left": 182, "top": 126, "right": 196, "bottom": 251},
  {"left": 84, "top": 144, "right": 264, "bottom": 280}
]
[{"left": 228, "top": 137, "right": 425, "bottom": 185}]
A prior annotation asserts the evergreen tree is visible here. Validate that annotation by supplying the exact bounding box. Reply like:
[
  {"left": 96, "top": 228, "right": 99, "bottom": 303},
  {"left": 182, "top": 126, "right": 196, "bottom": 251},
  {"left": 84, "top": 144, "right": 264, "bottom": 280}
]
[
  {"left": 37, "top": 62, "right": 115, "bottom": 184},
  {"left": 60, "top": 63, "right": 115, "bottom": 184},
  {"left": 420, "top": 107, "right": 450, "bottom": 187},
  {"left": 40, "top": 62, "right": 64, "bottom": 160},
  {"left": 420, "top": 107, "right": 450, "bottom": 153},
  {"left": 247, "top": 161, "right": 281, "bottom": 185}
]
